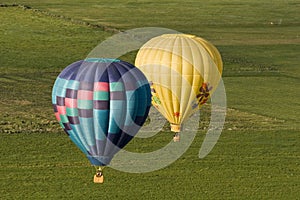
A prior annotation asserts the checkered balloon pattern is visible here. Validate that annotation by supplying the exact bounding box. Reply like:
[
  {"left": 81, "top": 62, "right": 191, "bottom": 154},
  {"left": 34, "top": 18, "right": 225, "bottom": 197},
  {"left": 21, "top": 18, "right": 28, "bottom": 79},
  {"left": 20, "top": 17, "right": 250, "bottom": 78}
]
[{"left": 52, "top": 58, "right": 151, "bottom": 166}]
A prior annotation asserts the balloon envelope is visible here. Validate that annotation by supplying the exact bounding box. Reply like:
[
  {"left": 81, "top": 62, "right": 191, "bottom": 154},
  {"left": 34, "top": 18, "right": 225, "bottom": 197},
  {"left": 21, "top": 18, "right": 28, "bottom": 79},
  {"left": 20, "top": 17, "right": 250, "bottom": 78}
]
[
  {"left": 52, "top": 58, "right": 151, "bottom": 166},
  {"left": 135, "top": 34, "right": 222, "bottom": 132}
]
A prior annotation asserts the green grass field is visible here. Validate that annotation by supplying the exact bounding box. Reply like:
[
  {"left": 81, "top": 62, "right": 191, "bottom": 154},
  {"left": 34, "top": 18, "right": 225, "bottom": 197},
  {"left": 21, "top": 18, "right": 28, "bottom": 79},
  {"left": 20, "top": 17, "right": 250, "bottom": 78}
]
[{"left": 0, "top": 1, "right": 299, "bottom": 199}]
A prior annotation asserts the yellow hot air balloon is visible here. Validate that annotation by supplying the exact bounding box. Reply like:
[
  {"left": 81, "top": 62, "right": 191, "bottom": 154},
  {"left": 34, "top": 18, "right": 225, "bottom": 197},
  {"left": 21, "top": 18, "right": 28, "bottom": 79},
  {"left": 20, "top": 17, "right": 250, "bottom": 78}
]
[{"left": 135, "top": 34, "right": 223, "bottom": 141}]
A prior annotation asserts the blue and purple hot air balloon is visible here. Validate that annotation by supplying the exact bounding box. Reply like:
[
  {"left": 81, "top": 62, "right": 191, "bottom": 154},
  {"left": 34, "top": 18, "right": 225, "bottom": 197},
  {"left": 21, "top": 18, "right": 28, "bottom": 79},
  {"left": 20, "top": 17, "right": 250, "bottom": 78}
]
[{"left": 52, "top": 58, "right": 151, "bottom": 181}]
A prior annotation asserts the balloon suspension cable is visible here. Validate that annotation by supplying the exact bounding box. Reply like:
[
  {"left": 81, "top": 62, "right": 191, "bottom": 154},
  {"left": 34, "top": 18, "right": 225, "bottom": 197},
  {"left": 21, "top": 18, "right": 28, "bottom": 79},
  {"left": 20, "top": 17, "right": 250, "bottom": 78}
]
[
  {"left": 93, "top": 166, "right": 105, "bottom": 183},
  {"left": 95, "top": 166, "right": 105, "bottom": 176}
]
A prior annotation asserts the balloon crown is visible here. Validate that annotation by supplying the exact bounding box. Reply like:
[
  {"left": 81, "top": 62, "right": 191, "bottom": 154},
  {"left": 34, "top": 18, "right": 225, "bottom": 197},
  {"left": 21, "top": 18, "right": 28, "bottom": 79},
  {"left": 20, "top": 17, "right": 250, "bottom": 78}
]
[{"left": 161, "top": 34, "right": 196, "bottom": 38}]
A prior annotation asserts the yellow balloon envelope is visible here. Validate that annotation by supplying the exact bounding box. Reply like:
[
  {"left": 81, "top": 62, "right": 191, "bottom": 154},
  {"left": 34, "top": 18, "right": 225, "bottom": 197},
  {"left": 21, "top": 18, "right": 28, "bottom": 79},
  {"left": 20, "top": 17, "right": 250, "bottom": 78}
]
[{"left": 135, "top": 34, "right": 223, "bottom": 140}]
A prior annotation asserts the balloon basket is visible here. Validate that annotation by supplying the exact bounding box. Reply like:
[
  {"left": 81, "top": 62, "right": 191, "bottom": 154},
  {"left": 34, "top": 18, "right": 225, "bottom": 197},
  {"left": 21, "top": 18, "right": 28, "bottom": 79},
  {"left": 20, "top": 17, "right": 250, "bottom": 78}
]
[
  {"left": 93, "top": 167, "right": 104, "bottom": 183},
  {"left": 171, "top": 124, "right": 181, "bottom": 142},
  {"left": 173, "top": 133, "right": 180, "bottom": 142},
  {"left": 94, "top": 174, "right": 104, "bottom": 183}
]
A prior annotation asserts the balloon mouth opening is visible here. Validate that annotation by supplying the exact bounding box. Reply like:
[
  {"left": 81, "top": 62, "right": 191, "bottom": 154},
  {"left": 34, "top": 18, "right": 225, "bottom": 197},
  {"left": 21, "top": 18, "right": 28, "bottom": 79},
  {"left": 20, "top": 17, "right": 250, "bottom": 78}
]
[
  {"left": 87, "top": 155, "right": 113, "bottom": 166},
  {"left": 170, "top": 123, "right": 181, "bottom": 132}
]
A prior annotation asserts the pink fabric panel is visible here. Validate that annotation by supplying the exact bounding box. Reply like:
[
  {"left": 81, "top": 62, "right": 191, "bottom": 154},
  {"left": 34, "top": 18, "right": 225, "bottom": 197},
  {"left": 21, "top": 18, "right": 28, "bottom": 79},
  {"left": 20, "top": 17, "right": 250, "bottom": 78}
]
[
  {"left": 55, "top": 112, "right": 61, "bottom": 121},
  {"left": 56, "top": 105, "right": 66, "bottom": 115},
  {"left": 77, "top": 90, "right": 93, "bottom": 100},
  {"left": 94, "top": 82, "right": 109, "bottom": 91},
  {"left": 65, "top": 98, "right": 78, "bottom": 108}
]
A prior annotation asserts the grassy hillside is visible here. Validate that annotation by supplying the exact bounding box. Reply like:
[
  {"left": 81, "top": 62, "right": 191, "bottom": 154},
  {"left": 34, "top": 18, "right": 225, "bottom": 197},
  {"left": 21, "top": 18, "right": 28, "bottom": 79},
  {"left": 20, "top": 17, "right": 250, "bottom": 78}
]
[{"left": 0, "top": 1, "right": 299, "bottom": 199}]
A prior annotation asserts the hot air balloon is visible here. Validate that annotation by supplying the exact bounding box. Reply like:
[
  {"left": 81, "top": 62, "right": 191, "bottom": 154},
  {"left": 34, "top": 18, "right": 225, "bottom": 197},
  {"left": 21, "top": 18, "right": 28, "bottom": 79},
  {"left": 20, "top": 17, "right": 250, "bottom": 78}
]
[
  {"left": 52, "top": 58, "right": 151, "bottom": 183},
  {"left": 135, "top": 34, "right": 223, "bottom": 142}
]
